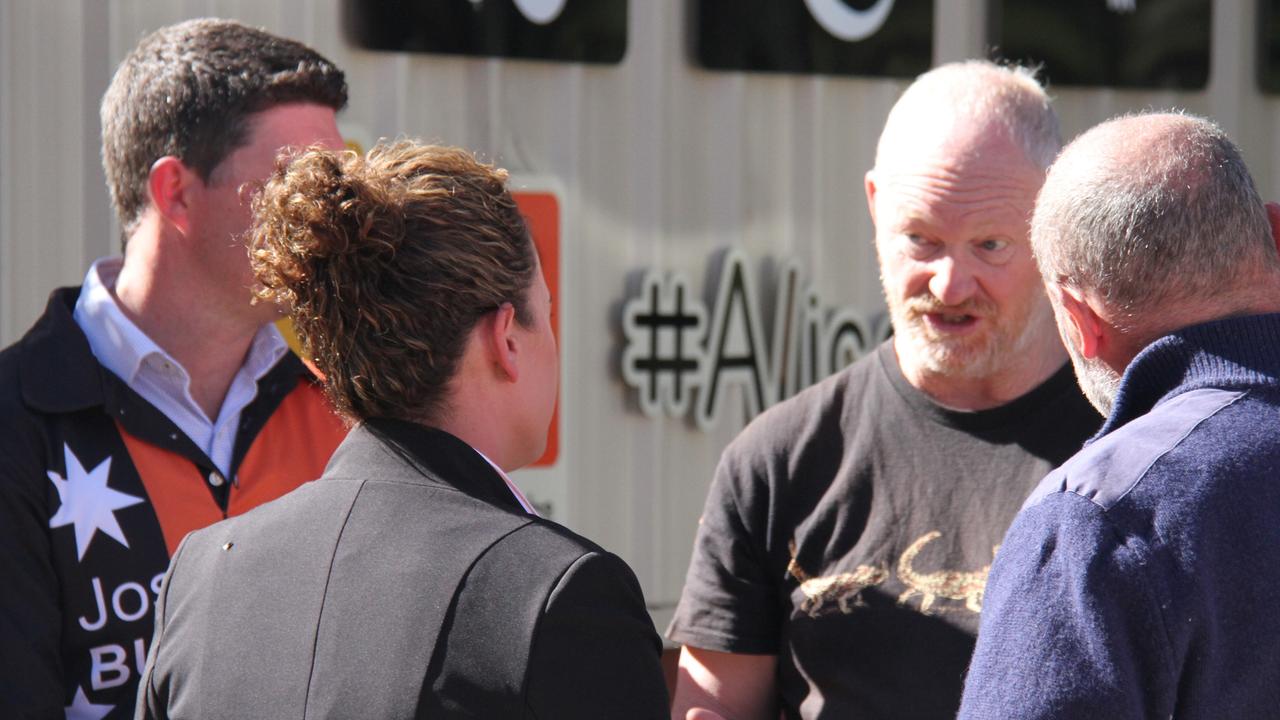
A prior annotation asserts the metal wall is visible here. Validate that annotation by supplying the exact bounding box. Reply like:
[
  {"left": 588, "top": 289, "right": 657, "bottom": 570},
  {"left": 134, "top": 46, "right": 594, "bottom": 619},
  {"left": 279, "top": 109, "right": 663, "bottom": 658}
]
[{"left": 1, "top": 0, "right": 1271, "bottom": 629}]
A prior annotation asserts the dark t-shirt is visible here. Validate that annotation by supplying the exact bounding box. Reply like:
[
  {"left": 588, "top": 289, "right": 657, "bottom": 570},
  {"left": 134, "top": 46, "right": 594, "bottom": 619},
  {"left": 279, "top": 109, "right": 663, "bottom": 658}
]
[{"left": 667, "top": 342, "right": 1101, "bottom": 719}]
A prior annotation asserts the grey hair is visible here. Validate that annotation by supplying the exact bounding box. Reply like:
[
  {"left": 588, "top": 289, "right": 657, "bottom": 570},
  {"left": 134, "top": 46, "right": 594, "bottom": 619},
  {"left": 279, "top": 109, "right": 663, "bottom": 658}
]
[
  {"left": 875, "top": 59, "right": 1062, "bottom": 170},
  {"left": 1032, "top": 112, "right": 1276, "bottom": 322}
]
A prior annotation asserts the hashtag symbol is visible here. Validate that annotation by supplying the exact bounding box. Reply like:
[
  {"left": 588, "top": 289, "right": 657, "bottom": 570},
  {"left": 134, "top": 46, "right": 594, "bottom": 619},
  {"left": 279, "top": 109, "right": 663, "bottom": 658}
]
[{"left": 621, "top": 271, "right": 706, "bottom": 418}]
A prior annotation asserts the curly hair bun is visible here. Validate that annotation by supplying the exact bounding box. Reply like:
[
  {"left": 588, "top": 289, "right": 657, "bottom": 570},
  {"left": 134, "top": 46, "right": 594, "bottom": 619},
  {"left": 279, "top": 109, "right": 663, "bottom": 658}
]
[{"left": 248, "top": 140, "right": 536, "bottom": 424}]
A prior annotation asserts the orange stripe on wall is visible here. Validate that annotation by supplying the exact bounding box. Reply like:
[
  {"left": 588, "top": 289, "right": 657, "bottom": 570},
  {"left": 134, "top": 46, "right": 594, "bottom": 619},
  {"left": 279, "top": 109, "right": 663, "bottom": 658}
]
[{"left": 515, "top": 191, "right": 560, "bottom": 468}]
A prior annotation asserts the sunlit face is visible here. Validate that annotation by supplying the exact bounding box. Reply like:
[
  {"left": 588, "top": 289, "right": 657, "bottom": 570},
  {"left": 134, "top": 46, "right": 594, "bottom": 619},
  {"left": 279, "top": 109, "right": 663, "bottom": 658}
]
[
  {"left": 870, "top": 130, "right": 1056, "bottom": 382},
  {"left": 189, "top": 102, "right": 344, "bottom": 321},
  {"left": 512, "top": 254, "right": 559, "bottom": 468}
]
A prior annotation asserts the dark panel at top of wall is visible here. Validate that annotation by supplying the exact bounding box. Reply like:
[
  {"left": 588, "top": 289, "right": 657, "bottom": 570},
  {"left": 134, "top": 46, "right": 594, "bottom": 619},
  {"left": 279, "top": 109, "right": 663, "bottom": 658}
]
[
  {"left": 693, "top": 0, "right": 933, "bottom": 78},
  {"left": 343, "top": 0, "right": 626, "bottom": 64},
  {"left": 989, "top": 0, "right": 1210, "bottom": 90},
  {"left": 1258, "top": 0, "right": 1280, "bottom": 93}
]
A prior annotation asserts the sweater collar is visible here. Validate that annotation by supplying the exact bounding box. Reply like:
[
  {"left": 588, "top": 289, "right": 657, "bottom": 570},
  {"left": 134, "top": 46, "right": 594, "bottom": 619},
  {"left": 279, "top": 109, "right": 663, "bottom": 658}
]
[{"left": 1099, "top": 313, "right": 1280, "bottom": 436}]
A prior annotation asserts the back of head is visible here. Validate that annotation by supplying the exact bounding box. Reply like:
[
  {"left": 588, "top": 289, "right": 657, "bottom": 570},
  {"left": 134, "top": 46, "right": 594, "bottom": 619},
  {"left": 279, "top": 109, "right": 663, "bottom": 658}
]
[
  {"left": 101, "top": 18, "right": 348, "bottom": 237},
  {"left": 249, "top": 141, "right": 537, "bottom": 425},
  {"left": 875, "top": 59, "right": 1062, "bottom": 171},
  {"left": 1032, "top": 112, "right": 1277, "bottom": 331}
]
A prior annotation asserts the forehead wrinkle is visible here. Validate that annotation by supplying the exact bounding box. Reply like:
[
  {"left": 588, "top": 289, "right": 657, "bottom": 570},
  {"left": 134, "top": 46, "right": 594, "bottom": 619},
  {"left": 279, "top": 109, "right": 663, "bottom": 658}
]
[{"left": 877, "top": 166, "right": 1039, "bottom": 237}]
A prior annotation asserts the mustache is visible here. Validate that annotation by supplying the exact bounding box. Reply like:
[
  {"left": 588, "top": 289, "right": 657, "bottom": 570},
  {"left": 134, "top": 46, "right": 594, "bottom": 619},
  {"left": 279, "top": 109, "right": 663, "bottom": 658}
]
[{"left": 902, "top": 295, "right": 996, "bottom": 318}]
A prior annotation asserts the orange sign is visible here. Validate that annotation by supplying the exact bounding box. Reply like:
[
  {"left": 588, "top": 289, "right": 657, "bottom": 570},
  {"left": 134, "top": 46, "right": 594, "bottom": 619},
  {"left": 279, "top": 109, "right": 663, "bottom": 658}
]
[{"left": 514, "top": 190, "right": 561, "bottom": 467}]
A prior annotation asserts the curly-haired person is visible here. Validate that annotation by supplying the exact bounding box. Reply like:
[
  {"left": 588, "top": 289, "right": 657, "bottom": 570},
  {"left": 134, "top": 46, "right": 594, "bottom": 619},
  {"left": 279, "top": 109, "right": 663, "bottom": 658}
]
[{"left": 135, "top": 142, "right": 670, "bottom": 719}]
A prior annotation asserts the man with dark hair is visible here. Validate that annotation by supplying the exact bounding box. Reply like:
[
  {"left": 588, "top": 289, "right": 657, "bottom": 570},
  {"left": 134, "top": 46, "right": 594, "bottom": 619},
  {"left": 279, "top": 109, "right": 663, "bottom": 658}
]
[
  {"left": 0, "top": 18, "right": 350, "bottom": 717},
  {"left": 136, "top": 141, "right": 668, "bottom": 718},
  {"left": 667, "top": 61, "right": 1101, "bottom": 719},
  {"left": 960, "top": 113, "right": 1280, "bottom": 718}
]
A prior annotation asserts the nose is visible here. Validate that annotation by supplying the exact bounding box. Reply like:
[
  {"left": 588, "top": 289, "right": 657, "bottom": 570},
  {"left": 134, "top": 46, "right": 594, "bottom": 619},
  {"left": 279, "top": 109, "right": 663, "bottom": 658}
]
[{"left": 927, "top": 254, "right": 977, "bottom": 306}]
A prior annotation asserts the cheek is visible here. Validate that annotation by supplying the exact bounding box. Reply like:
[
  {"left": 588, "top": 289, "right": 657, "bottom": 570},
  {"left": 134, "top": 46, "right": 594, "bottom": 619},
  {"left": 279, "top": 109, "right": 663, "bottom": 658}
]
[
  {"left": 201, "top": 189, "right": 253, "bottom": 236},
  {"left": 883, "top": 259, "right": 930, "bottom": 298}
]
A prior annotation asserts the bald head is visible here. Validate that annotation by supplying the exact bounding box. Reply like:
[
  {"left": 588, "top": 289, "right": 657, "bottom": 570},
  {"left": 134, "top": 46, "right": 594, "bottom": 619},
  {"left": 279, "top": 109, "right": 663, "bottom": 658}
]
[
  {"left": 865, "top": 60, "right": 1068, "bottom": 409},
  {"left": 875, "top": 60, "right": 1062, "bottom": 174},
  {"left": 1032, "top": 112, "right": 1278, "bottom": 331}
]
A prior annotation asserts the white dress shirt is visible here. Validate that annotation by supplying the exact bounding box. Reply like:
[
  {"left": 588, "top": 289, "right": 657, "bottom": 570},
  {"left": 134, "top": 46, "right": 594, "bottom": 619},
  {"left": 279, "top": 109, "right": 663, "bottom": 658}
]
[{"left": 73, "top": 257, "right": 288, "bottom": 479}]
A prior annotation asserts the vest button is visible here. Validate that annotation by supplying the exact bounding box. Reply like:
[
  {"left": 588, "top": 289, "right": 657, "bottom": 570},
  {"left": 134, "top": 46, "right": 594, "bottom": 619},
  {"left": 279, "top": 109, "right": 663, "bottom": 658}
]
[{"left": 209, "top": 471, "right": 225, "bottom": 488}]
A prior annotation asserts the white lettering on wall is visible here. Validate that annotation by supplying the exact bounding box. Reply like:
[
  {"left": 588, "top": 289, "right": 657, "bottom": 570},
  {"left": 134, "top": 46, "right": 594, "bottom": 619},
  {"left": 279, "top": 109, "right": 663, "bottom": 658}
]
[
  {"left": 698, "top": 249, "right": 776, "bottom": 430},
  {"left": 620, "top": 248, "right": 888, "bottom": 429}
]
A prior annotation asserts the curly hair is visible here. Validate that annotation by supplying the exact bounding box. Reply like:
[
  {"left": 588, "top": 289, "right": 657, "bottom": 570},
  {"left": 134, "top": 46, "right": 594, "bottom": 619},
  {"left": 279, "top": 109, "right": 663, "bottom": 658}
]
[
  {"left": 101, "top": 18, "right": 348, "bottom": 239},
  {"left": 250, "top": 140, "right": 538, "bottom": 424}
]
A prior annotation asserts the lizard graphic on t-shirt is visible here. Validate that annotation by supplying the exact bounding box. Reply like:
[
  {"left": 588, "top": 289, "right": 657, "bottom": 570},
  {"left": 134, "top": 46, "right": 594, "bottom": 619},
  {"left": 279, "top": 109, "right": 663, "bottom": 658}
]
[
  {"left": 786, "top": 540, "right": 889, "bottom": 617},
  {"left": 896, "top": 530, "right": 997, "bottom": 614}
]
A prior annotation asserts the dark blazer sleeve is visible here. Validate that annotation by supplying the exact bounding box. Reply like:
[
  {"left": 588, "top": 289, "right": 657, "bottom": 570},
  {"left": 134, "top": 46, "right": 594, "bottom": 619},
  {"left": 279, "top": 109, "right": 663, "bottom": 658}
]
[
  {"left": 524, "top": 550, "right": 669, "bottom": 719},
  {"left": 0, "top": 410, "right": 63, "bottom": 719}
]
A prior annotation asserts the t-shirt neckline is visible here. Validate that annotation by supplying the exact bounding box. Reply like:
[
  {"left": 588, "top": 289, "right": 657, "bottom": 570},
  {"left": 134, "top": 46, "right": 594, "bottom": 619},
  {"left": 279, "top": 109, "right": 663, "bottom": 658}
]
[{"left": 875, "top": 342, "right": 1080, "bottom": 431}]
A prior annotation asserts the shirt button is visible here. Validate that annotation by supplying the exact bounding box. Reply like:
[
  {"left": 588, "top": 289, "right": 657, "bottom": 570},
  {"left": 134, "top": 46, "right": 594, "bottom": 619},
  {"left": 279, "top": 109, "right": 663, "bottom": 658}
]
[{"left": 208, "top": 471, "right": 225, "bottom": 488}]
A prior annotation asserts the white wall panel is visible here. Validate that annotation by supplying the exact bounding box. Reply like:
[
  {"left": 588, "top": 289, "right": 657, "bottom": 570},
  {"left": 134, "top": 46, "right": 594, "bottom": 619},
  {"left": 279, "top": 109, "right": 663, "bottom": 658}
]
[{"left": 1, "top": 1, "right": 104, "bottom": 342}]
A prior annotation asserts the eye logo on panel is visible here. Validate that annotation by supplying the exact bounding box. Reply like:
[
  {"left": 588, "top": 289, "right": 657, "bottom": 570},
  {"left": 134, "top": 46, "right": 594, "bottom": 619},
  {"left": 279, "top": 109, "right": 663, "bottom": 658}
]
[
  {"left": 512, "top": 0, "right": 569, "bottom": 25},
  {"left": 803, "top": 0, "right": 895, "bottom": 42}
]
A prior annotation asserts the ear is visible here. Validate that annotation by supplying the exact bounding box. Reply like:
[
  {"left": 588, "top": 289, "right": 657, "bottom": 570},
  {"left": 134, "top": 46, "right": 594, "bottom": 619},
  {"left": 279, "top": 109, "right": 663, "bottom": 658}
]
[
  {"left": 1266, "top": 202, "right": 1280, "bottom": 255},
  {"left": 484, "top": 302, "right": 521, "bottom": 383},
  {"left": 1054, "top": 282, "right": 1106, "bottom": 360},
  {"left": 147, "top": 156, "right": 199, "bottom": 237},
  {"left": 864, "top": 170, "right": 878, "bottom": 225}
]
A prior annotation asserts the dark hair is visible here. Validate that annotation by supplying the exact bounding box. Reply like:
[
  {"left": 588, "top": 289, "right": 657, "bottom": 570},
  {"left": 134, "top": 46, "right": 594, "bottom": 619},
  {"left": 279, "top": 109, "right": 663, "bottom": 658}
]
[
  {"left": 101, "top": 18, "right": 348, "bottom": 238},
  {"left": 249, "top": 141, "right": 538, "bottom": 424}
]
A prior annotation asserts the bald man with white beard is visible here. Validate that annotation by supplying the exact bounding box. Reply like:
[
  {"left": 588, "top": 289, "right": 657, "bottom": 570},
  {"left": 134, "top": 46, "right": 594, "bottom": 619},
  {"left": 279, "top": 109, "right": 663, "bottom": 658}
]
[
  {"left": 960, "top": 113, "right": 1280, "bottom": 719},
  {"left": 666, "top": 61, "right": 1101, "bottom": 720}
]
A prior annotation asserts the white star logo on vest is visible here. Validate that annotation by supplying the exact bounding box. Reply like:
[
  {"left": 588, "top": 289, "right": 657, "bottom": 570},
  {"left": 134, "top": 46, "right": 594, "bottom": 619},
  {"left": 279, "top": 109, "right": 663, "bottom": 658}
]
[
  {"left": 65, "top": 685, "right": 113, "bottom": 720},
  {"left": 48, "top": 444, "right": 143, "bottom": 560}
]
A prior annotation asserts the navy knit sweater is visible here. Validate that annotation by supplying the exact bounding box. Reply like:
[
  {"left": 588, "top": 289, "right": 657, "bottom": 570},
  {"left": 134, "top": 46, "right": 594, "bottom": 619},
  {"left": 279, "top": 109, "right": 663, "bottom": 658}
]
[{"left": 959, "top": 313, "right": 1280, "bottom": 719}]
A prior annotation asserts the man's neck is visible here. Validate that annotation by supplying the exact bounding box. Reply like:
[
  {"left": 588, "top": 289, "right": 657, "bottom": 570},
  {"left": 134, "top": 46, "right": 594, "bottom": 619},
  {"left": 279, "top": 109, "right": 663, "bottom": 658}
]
[
  {"left": 112, "top": 248, "right": 261, "bottom": 421},
  {"left": 899, "top": 340, "right": 1068, "bottom": 412}
]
